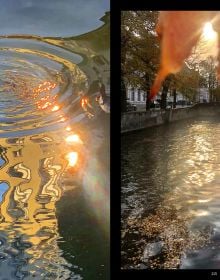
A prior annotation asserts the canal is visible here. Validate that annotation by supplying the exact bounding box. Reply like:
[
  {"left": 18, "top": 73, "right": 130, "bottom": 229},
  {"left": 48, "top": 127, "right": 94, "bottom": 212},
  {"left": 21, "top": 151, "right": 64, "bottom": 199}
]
[{"left": 121, "top": 116, "right": 220, "bottom": 269}]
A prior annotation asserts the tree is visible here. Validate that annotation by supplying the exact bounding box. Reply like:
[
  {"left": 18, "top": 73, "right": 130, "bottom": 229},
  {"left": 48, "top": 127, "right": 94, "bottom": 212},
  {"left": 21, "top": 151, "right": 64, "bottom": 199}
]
[
  {"left": 198, "top": 56, "right": 218, "bottom": 102},
  {"left": 174, "top": 64, "right": 201, "bottom": 103},
  {"left": 121, "top": 11, "right": 160, "bottom": 111},
  {"left": 160, "top": 76, "right": 172, "bottom": 109}
]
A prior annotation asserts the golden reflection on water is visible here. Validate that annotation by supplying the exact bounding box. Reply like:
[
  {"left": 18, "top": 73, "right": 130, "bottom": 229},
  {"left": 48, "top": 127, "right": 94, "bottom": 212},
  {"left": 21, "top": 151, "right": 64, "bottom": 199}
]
[
  {"left": 167, "top": 123, "right": 217, "bottom": 209},
  {"left": 154, "top": 122, "right": 220, "bottom": 267},
  {"left": 0, "top": 134, "right": 81, "bottom": 278},
  {"left": 66, "top": 134, "right": 83, "bottom": 144}
]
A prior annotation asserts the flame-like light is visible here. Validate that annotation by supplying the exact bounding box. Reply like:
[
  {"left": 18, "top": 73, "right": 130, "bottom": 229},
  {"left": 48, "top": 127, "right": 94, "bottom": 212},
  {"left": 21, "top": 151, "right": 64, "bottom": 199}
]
[
  {"left": 66, "top": 152, "right": 78, "bottom": 167},
  {"left": 65, "top": 134, "right": 83, "bottom": 144}
]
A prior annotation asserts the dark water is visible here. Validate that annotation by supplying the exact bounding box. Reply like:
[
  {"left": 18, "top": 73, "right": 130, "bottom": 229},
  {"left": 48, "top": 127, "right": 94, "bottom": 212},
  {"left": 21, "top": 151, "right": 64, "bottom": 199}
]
[
  {"left": 121, "top": 117, "right": 220, "bottom": 269},
  {"left": 0, "top": 2, "right": 110, "bottom": 279}
]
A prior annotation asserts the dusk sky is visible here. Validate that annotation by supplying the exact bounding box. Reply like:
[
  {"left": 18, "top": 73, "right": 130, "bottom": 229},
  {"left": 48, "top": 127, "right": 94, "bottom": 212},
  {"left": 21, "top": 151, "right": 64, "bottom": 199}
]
[{"left": 0, "top": 0, "right": 109, "bottom": 37}]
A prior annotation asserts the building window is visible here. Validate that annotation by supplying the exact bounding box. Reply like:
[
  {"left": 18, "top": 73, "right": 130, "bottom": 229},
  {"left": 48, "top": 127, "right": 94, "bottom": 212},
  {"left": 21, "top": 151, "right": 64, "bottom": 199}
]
[
  {"left": 131, "top": 88, "right": 135, "bottom": 101},
  {"left": 138, "top": 89, "right": 141, "bottom": 101},
  {"left": 143, "top": 93, "right": 146, "bottom": 101}
]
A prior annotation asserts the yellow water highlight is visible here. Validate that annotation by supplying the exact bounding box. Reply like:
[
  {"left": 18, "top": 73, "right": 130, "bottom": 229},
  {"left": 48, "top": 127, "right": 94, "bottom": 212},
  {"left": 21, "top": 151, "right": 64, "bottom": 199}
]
[
  {"left": 65, "top": 134, "right": 83, "bottom": 144},
  {"left": 51, "top": 105, "right": 60, "bottom": 112},
  {"left": 0, "top": 134, "right": 74, "bottom": 277},
  {"left": 66, "top": 126, "right": 71, "bottom": 132}
]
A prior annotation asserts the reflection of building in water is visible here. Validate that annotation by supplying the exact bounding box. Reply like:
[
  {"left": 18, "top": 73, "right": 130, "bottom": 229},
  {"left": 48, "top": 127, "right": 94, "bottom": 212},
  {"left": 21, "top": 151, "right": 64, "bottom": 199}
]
[{"left": 0, "top": 135, "right": 82, "bottom": 279}]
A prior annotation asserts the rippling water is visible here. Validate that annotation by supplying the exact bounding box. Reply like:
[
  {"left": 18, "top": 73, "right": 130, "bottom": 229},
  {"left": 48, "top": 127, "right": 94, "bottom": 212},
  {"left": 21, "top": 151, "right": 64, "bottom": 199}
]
[
  {"left": 0, "top": 8, "right": 110, "bottom": 280},
  {"left": 121, "top": 117, "right": 220, "bottom": 269}
]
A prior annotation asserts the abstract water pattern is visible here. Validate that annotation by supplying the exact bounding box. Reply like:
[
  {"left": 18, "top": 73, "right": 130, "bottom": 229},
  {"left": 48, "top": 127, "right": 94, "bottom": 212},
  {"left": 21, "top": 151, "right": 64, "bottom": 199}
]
[{"left": 0, "top": 11, "right": 110, "bottom": 280}]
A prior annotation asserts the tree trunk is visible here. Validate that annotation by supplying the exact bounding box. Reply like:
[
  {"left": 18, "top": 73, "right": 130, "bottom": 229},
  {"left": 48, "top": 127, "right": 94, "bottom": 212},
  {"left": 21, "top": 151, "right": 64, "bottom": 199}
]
[
  {"left": 145, "top": 75, "right": 151, "bottom": 110},
  {"left": 173, "top": 88, "right": 177, "bottom": 108},
  {"left": 160, "top": 90, "right": 167, "bottom": 109},
  {"left": 160, "top": 84, "right": 169, "bottom": 109},
  {"left": 146, "top": 91, "right": 151, "bottom": 110}
]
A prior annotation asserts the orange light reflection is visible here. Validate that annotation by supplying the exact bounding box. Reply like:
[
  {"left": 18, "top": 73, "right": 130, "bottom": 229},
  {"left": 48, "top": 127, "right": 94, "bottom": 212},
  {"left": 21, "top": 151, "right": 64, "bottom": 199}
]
[
  {"left": 51, "top": 105, "right": 60, "bottom": 112},
  {"left": 65, "top": 134, "right": 83, "bottom": 144}
]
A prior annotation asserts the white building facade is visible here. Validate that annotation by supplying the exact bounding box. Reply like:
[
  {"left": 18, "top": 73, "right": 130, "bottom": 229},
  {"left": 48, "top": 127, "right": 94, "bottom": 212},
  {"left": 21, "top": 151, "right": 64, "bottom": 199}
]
[
  {"left": 126, "top": 87, "right": 146, "bottom": 105},
  {"left": 197, "top": 87, "right": 209, "bottom": 102},
  {"left": 127, "top": 86, "right": 210, "bottom": 109},
  {"left": 126, "top": 86, "right": 191, "bottom": 107}
]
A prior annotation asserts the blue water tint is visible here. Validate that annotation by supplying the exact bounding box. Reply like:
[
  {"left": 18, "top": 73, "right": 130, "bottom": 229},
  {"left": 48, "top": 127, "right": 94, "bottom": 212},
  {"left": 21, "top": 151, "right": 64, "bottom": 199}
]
[
  {"left": 0, "top": 182, "right": 9, "bottom": 202},
  {"left": 0, "top": 157, "right": 5, "bottom": 167}
]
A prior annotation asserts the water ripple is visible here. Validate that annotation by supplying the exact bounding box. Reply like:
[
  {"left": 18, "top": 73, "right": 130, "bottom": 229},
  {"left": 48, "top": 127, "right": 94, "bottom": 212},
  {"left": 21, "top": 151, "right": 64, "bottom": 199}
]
[
  {"left": 121, "top": 118, "right": 220, "bottom": 269},
  {"left": 0, "top": 40, "right": 89, "bottom": 138}
]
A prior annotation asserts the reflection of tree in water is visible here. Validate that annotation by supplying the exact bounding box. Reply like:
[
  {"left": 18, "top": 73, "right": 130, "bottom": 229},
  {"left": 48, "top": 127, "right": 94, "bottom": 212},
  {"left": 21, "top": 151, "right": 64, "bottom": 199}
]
[{"left": 0, "top": 135, "right": 82, "bottom": 279}]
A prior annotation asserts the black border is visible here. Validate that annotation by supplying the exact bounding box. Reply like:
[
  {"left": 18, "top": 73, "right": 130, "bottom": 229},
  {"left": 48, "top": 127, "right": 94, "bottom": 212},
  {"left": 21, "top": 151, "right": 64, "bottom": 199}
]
[
  {"left": 119, "top": 0, "right": 220, "bottom": 11},
  {"left": 110, "top": 0, "right": 121, "bottom": 278},
  {"left": 113, "top": 0, "right": 220, "bottom": 279}
]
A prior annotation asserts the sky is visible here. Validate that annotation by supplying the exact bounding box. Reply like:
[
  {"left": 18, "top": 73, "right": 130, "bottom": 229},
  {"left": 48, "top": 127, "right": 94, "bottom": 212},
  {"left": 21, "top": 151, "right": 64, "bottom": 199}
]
[{"left": 0, "top": 0, "right": 109, "bottom": 37}]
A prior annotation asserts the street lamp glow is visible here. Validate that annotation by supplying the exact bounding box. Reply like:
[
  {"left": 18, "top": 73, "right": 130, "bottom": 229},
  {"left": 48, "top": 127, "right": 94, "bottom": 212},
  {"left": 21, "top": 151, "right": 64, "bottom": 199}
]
[{"left": 202, "top": 22, "right": 217, "bottom": 41}]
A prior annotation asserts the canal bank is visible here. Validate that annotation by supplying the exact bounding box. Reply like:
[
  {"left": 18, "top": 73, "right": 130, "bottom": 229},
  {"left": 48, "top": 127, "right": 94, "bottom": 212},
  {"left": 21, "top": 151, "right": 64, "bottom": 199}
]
[{"left": 121, "top": 103, "right": 220, "bottom": 134}]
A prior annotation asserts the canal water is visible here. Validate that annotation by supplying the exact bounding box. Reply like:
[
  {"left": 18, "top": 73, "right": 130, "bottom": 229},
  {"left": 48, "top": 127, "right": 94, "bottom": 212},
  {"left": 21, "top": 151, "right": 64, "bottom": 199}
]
[
  {"left": 0, "top": 1, "right": 110, "bottom": 279},
  {"left": 121, "top": 117, "right": 220, "bottom": 269}
]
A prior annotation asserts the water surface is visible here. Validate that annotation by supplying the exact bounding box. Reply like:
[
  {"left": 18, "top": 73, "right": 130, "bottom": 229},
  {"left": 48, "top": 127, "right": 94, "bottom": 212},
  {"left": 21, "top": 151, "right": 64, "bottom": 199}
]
[
  {"left": 0, "top": 1, "right": 110, "bottom": 279},
  {"left": 121, "top": 117, "right": 220, "bottom": 269}
]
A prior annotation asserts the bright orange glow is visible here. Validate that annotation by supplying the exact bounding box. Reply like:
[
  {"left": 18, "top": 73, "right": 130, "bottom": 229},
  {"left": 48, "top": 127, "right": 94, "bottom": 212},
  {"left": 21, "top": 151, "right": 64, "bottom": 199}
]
[
  {"left": 36, "top": 93, "right": 58, "bottom": 110},
  {"left": 66, "top": 152, "right": 78, "bottom": 167},
  {"left": 65, "top": 134, "right": 83, "bottom": 144},
  {"left": 38, "top": 101, "right": 51, "bottom": 109},
  {"left": 66, "top": 126, "right": 71, "bottom": 131},
  {"left": 51, "top": 105, "right": 60, "bottom": 112},
  {"left": 33, "top": 81, "right": 56, "bottom": 94},
  {"left": 81, "top": 98, "right": 88, "bottom": 108}
]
